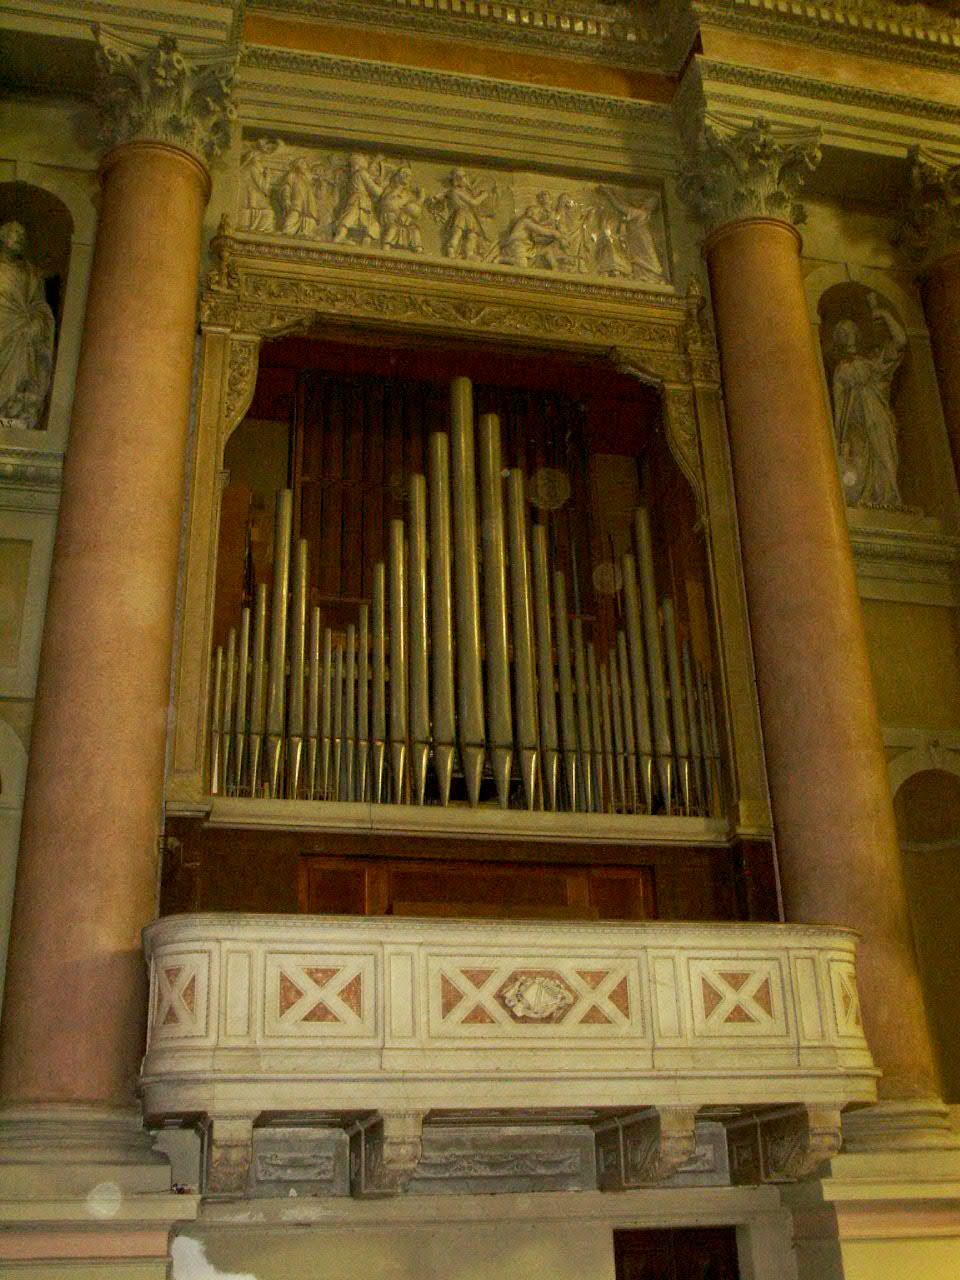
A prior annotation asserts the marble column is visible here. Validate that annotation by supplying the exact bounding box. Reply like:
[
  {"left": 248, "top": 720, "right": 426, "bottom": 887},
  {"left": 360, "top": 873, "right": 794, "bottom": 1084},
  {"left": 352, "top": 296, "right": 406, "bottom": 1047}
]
[
  {"left": 0, "top": 31, "right": 233, "bottom": 1162},
  {"left": 900, "top": 147, "right": 960, "bottom": 489},
  {"left": 681, "top": 117, "right": 946, "bottom": 1142}
]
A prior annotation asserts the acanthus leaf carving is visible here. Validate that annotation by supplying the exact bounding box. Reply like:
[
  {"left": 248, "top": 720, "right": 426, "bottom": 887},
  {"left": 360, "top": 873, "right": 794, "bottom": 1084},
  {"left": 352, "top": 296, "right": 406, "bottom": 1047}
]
[
  {"left": 678, "top": 114, "right": 822, "bottom": 238},
  {"left": 223, "top": 339, "right": 261, "bottom": 436},
  {"left": 93, "top": 25, "right": 237, "bottom": 163},
  {"left": 894, "top": 144, "right": 960, "bottom": 267},
  {"left": 727, "top": 1104, "right": 842, "bottom": 1184},
  {"left": 350, "top": 1110, "right": 425, "bottom": 1196},
  {"left": 596, "top": 1106, "right": 699, "bottom": 1188}
]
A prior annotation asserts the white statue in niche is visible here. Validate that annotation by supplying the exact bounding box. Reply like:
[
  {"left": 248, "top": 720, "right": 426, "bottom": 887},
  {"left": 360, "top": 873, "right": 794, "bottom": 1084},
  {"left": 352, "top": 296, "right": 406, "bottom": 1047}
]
[
  {"left": 427, "top": 167, "right": 499, "bottom": 261},
  {"left": 830, "top": 291, "right": 907, "bottom": 508},
  {"left": 0, "top": 221, "right": 55, "bottom": 430}
]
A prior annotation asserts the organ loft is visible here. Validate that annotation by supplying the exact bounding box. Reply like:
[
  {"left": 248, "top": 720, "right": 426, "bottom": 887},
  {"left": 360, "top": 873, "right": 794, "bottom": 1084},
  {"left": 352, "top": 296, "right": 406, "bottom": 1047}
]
[{"left": 1, "top": 3, "right": 960, "bottom": 1278}]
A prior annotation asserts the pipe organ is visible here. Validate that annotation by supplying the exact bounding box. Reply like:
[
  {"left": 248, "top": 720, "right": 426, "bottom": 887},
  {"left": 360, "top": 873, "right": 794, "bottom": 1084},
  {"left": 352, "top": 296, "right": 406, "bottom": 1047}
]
[{"left": 210, "top": 376, "right": 724, "bottom": 815}]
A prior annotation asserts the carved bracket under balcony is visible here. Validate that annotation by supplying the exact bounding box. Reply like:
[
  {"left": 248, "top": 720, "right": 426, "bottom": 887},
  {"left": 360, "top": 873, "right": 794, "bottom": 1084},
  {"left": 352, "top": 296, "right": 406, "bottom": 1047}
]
[
  {"left": 595, "top": 1106, "right": 699, "bottom": 1188},
  {"left": 350, "top": 1110, "right": 426, "bottom": 1196},
  {"left": 726, "top": 1104, "right": 843, "bottom": 1183}
]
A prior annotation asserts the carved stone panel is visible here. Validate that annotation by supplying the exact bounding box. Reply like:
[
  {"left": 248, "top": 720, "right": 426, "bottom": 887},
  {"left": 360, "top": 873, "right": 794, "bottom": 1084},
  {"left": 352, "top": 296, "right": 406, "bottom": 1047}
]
[{"left": 235, "top": 138, "right": 670, "bottom": 287}]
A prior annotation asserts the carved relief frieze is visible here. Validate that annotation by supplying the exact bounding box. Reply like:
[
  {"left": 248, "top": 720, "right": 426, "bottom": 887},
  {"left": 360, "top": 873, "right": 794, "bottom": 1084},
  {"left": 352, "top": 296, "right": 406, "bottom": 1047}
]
[
  {"left": 235, "top": 139, "right": 671, "bottom": 288},
  {"left": 93, "top": 26, "right": 236, "bottom": 162},
  {"left": 678, "top": 114, "right": 822, "bottom": 237},
  {"left": 350, "top": 1110, "right": 425, "bottom": 1196}
]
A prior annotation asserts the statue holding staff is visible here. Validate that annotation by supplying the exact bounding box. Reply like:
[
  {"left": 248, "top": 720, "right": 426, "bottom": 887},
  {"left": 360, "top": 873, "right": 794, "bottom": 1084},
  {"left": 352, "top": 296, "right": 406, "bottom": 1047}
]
[{"left": 0, "top": 221, "right": 55, "bottom": 430}]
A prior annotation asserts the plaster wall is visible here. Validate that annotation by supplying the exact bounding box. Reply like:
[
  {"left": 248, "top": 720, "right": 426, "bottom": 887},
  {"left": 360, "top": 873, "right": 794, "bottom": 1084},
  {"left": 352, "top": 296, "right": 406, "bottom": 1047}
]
[{"left": 863, "top": 599, "right": 960, "bottom": 730}]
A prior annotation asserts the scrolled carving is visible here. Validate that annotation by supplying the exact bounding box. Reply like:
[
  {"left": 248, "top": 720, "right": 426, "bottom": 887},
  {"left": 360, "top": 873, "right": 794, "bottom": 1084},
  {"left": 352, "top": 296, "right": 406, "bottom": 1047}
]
[
  {"left": 727, "top": 1104, "right": 842, "bottom": 1184},
  {"left": 596, "top": 1107, "right": 699, "bottom": 1189},
  {"left": 223, "top": 339, "right": 260, "bottom": 436},
  {"left": 93, "top": 25, "right": 236, "bottom": 163},
  {"left": 350, "top": 1110, "right": 425, "bottom": 1196},
  {"left": 205, "top": 215, "right": 240, "bottom": 295},
  {"left": 894, "top": 145, "right": 960, "bottom": 267},
  {"left": 678, "top": 114, "right": 822, "bottom": 237}
]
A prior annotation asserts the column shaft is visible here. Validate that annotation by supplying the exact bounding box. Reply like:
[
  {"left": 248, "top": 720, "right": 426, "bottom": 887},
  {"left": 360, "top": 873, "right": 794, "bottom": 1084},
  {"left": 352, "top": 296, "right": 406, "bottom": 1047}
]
[
  {"left": 0, "top": 142, "right": 207, "bottom": 1108},
  {"left": 705, "top": 217, "right": 938, "bottom": 1101},
  {"left": 921, "top": 253, "right": 960, "bottom": 487}
]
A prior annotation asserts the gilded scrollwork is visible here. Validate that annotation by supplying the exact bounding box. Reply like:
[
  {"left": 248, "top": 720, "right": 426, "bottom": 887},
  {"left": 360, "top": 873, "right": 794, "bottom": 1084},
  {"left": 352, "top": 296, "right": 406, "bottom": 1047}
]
[{"left": 223, "top": 339, "right": 261, "bottom": 437}]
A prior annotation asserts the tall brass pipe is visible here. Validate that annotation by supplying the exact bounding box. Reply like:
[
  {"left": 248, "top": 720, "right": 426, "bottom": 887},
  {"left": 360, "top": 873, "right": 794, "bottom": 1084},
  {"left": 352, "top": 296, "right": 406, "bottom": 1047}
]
[
  {"left": 248, "top": 583, "right": 268, "bottom": 797},
  {"left": 634, "top": 507, "right": 673, "bottom": 804},
  {"left": 428, "top": 431, "right": 456, "bottom": 805},
  {"left": 704, "top": 667, "right": 723, "bottom": 813},
  {"left": 617, "top": 626, "right": 638, "bottom": 813},
  {"left": 331, "top": 639, "right": 344, "bottom": 801},
  {"left": 662, "top": 598, "right": 690, "bottom": 813},
  {"left": 371, "top": 561, "right": 387, "bottom": 804},
  {"left": 586, "top": 640, "right": 605, "bottom": 811},
  {"left": 682, "top": 636, "right": 705, "bottom": 813},
  {"left": 531, "top": 524, "right": 559, "bottom": 810},
  {"left": 479, "top": 413, "right": 513, "bottom": 808},
  {"left": 621, "top": 552, "right": 654, "bottom": 811},
  {"left": 552, "top": 569, "right": 579, "bottom": 810},
  {"left": 609, "top": 646, "right": 628, "bottom": 812},
  {"left": 306, "top": 605, "right": 321, "bottom": 800},
  {"left": 571, "top": 616, "right": 593, "bottom": 812},
  {"left": 599, "top": 658, "right": 616, "bottom": 813},
  {"left": 320, "top": 624, "right": 333, "bottom": 801},
  {"left": 506, "top": 469, "right": 539, "bottom": 809},
  {"left": 209, "top": 644, "right": 224, "bottom": 796},
  {"left": 408, "top": 474, "right": 430, "bottom": 806},
  {"left": 342, "top": 622, "right": 357, "bottom": 802},
  {"left": 356, "top": 602, "right": 370, "bottom": 803},
  {"left": 220, "top": 626, "right": 236, "bottom": 796},
  {"left": 286, "top": 538, "right": 309, "bottom": 799},
  {"left": 234, "top": 606, "right": 250, "bottom": 796},
  {"left": 266, "top": 488, "right": 293, "bottom": 798},
  {"left": 450, "top": 377, "right": 485, "bottom": 806},
  {"left": 388, "top": 518, "right": 408, "bottom": 804}
]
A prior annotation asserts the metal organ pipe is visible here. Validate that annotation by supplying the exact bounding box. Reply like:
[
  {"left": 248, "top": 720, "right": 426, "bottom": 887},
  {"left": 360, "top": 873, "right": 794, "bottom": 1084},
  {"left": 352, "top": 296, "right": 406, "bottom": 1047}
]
[{"left": 207, "top": 378, "right": 724, "bottom": 820}]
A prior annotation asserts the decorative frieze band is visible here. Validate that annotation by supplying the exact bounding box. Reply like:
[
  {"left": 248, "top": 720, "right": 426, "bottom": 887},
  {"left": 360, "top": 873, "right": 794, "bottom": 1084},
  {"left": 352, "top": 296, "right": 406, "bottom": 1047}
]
[{"left": 93, "top": 25, "right": 236, "bottom": 164}]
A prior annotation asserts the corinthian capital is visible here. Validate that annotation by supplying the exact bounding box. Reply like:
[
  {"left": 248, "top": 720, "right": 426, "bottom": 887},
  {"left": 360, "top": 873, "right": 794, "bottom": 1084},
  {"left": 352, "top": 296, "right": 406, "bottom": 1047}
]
[
  {"left": 93, "top": 26, "right": 237, "bottom": 165},
  {"left": 894, "top": 145, "right": 960, "bottom": 267},
  {"left": 678, "top": 114, "right": 822, "bottom": 238}
]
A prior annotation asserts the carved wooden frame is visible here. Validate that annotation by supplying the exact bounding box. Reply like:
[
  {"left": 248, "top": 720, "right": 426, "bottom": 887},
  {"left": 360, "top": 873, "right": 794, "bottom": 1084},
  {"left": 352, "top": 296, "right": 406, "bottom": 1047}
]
[{"left": 168, "top": 229, "right": 768, "bottom": 834}]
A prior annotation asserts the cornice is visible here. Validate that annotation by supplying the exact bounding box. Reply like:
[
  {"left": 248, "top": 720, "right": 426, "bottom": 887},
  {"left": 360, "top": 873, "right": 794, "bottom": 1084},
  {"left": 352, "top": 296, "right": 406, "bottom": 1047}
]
[
  {"left": 692, "top": 0, "right": 960, "bottom": 73},
  {"left": 248, "top": 0, "right": 664, "bottom": 70},
  {"left": 239, "top": 43, "right": 673, "bottom": 126},
  {"left": 0, "top": 446, "right": 64, "bottom": 494},
  {"left": 0, "top": 0, "right": 235, "bottom": 42},
  {"left": 698, "top": 59, "right": 960, "bottom": 133}
]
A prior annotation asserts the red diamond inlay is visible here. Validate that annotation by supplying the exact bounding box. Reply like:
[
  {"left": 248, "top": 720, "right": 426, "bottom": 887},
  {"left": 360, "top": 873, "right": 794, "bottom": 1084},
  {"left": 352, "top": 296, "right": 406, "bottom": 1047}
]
[
  {"left": 441, "top": 974, "right": 466, "bottom": 1018},
  {"left": 338, "top": 972, "right": 362, "bottom": 1016},
  {"left": 302, "top": 1000, "right": 340, "bottom": 1023},
  {"left": 577, "top": 969, "right": 610, "bottom": 989},
  {"left": 180, "top": 974, "right": 196, "bottom": 1014},
  {"left": 279, "top": 971, "right": 304, "bottom": 1016},
  {"left": 702, "top": 976, "right": 724, "bottom": 1019},
  {"left": 304, "top": 966, "right": 341, "bottom": 989},
  {"left": 718, "top": 970, "right": 753, "bottom": 992},
  {"left": 462, "top": 1003, "right": 496, "bottom": 1024},
  {"left": 608, "top": 976, "right": 630, "bottom": 1018},
  {"left": 753, "top": 977, "right": 772, "bottom": 1017},
  {"left": 461, "top": 968, "right": 496, "bottom": 990},
  {"left": 580, "top": 1004, "right": 612, "bottom": 1024},
  {"left": 724, "top": 1003, "right": 757, "bottom": 1024}
]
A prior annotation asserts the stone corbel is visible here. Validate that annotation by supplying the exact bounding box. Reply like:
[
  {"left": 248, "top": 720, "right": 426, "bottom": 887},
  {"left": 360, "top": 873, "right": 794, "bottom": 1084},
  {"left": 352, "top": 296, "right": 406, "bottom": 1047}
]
[
  {"left": 202, "top": 1113, "right": 254, "bottom": 1195},
  {"left": 595, "top": 1106, "right": 699, "bottom": 1189},
  {"left": 222, "top": 337, "right": 262, "bottom": 439},
  {"left": 349, "top": 1110, "right": 426, "bottom": 1196},
  {"left": 727, "top": 1105, "right": 842, "bottom": 1184}
]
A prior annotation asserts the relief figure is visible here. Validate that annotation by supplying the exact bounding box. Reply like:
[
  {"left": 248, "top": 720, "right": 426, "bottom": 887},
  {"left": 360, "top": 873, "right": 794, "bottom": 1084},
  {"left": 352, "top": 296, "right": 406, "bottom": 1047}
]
[
  {"left": 380, "top": 164, "right": 425, "bottom": 253},
  {"left": 596, "top": 186, "right": 665, "bottom": 282},
  {"left": 500, "top": 191, "right": 566, "bottom": 270},
  {"left": 278, "top": 158, "right": 323, "bottom": 239},
  {"left": 237, "top": 139, "right": 278, "bottom": 233},
  {"left": 428, "top": 167, "right": 498, "bottom": 261},
  {"left": 332, "top": 153, "right": 386, "bottom": 247},
  {"left": 0, "top": 221, "right": 55, "bottom": 430},
  {"left": 830, "top": 291, "right": 907, "bottom": 507}
]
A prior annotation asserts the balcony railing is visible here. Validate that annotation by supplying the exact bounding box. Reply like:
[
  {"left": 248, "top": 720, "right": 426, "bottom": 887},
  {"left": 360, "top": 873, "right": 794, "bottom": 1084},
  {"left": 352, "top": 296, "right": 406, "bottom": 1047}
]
[{"left": 141, "top": 913, "right": 876, "bottom": 1195}]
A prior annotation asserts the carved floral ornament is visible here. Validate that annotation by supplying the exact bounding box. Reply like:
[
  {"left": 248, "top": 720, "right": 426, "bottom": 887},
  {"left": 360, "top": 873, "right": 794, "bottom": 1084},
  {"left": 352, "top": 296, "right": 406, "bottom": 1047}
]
[
  {"left": 678, "top": 114, "right": 822, "bottom": 238},
  {"left": 894, "top": 144, "right": 960, "bottom": 265},
  {"left": 92, "top": 26, "right": 237, "bottom": 163}
]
